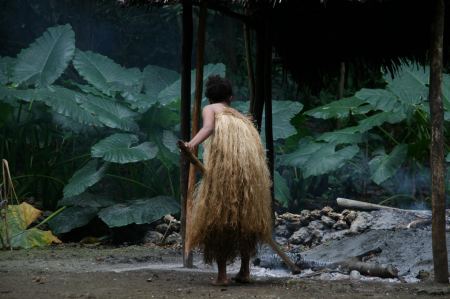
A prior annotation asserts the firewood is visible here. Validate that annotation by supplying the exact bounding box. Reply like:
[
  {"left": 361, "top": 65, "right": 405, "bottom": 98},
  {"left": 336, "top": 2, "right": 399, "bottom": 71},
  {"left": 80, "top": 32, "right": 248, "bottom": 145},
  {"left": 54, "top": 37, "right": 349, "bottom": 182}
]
[{"left": 336, "top": 198, "right": 430, "bottom": 217}]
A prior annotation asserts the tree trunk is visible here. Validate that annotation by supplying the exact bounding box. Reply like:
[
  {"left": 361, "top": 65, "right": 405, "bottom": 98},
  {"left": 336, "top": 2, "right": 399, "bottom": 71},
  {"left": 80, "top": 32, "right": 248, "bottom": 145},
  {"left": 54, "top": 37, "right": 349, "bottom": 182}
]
[
  {"left": 185, "top": 0, "right": 207, "bottom": 268},
  {"left": 428, "top": 0, "right": 448, "bottom": 284},
  {"left": 180, "top": 0, "right": 193, "bottom": 268}
]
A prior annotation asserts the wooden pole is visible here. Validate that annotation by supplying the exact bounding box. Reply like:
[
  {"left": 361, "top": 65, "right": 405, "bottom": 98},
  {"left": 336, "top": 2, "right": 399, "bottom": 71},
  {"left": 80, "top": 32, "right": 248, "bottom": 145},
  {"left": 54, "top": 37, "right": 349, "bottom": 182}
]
[
  {"left": 180, "top": 0, "right": 193, "bottom": 268},
  {"left": 263, "top": 17, "right": 275, "bottom": 209},
  {"left": 428, "top": 0, "right": 448, "bottom": 283},
  {"left": 244, "top": 22, "right": 256, "bottom": 113},
  {"left": 253, "top": 16, "right": 265, "bottom": 131},
  {"left": 338, "top": 62, "right": 345, "bottom": 99},
  {"left": 185, "top": 0, "right": 207, "bottom": 268}
]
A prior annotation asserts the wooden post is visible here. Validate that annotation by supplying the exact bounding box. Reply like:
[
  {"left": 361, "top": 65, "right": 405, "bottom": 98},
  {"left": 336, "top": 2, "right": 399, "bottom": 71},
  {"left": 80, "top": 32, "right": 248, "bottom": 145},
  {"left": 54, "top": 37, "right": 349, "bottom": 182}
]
[
  {"left": 244, "top": 22, "right": 256, "bottom": 113},
  {"left": 253, "top": 16, "right": 265, "bottom": 131},
  {"left": 263, "top": 17, "right": 275, "bottom": 207},
  {"left": 428, "top": 0, "right": 448, "bottom": 283},
  {"left": 338, "top": 62, "right": 345, "bottom": 99},
  {"left": 185, "top": 0, "right": 207, "bottom": 268},
  {"left": 180, "top": 0, "right": 193, "bottom": 268}
]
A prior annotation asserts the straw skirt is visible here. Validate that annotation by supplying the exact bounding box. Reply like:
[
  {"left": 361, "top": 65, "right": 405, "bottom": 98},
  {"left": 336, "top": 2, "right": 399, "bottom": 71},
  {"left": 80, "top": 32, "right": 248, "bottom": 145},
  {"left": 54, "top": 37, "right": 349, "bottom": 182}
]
[{"left": 186, "top": 107, "right": 272, "bottom": 263}]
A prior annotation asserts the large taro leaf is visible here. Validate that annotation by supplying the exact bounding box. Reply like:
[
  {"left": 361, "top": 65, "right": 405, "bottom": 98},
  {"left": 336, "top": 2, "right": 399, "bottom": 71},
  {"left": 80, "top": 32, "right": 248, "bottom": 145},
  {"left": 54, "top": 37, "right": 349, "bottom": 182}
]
[
  {"left": 262, "top": 101, "right": 303, "bottom": 140},
  {"left": 304, "top": 96, "right": 367, "bottom": 119},
  {"left": 47, "top": 206, "right": 98, "bottom": 234},
  {"left": 58, "top": 192, "right": 116, "bottom": 208},
  {"left": 158, "top": 63, "right": 225, "bottom": 105},
  {"left": 77, "top": 94, "right": 138, "bottom": 131},
  {"left": 36, "top": 86, "right": 102, "bottom": 126},
  {"left": 280, "top": 139, "right": 359, "bottom": 178},
  {"left": 98, "top": 196, "right": 180, "bottom": 228},
  {"left": 73, "top": 49, "right": 142, "bottom": 96},
  {"left": 384, "top": 63, "right": 429, "bottom": 107},
  {"left": 274, "top": 171, "right": 291, "bottom": 208},
  {"left": 369, "top": 144, "right": 408, "bottom": 185},
  {"left": 162, "top": 130, "right": 178, "bottom": 153},
  {"left": 0, "top": 56, "right": 15, "bottom": 84},
  {"left": 0, "top": 202, "right": 61, "bottom": 249},
  {"left": 447, "top": 153, "right": 450, "bottom": 162},
  {"left": 13, "top": 24, "right": 75, "bottom": 87},
  {"left": 91, "top": 133, "right": 158, "bottom": 164},
  {"left": 356, "top": 111, "right": 406, "bottom": 132},
  {"left": 355, "top": 89, "right": 401, "bottom": 113},
  {"left": 121, "top": 91, "right": 157, "bottom": 113},
  {"left": 316, "top": 126, "right": 363, "bottom": 144},
  {"left": 143, "top": 65, "right": 179, "bottom": 99},
  {"left": 63, "top": 160, "right": 108, "bottom": 198}
]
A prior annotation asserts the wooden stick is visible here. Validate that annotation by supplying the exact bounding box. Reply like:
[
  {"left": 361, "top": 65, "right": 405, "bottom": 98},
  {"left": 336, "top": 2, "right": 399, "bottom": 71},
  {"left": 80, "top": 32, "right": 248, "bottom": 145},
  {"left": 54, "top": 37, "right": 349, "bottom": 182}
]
[
  {"left": 177, "top": 140, "right": 301, "bottom": 274},
  {"left": 336, "top": 197, "right": 430, "bottom": 216}
]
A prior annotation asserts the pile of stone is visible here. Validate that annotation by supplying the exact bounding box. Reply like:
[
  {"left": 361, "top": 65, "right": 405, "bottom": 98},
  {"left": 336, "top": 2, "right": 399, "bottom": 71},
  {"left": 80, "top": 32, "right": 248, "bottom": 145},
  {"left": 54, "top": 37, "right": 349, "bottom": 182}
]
[
  {"left": 144, "top": 215, "right": 182, "bottom": 246},
  {"left": 274, "top": 207, "right": 372, "bottom": 249}
]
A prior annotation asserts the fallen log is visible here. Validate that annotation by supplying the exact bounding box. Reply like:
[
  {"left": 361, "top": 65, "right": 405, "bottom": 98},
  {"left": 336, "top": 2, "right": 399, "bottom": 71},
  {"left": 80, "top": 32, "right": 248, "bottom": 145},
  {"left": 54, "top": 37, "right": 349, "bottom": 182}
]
[
  {"left": 177, "top": 140, "right": 301, "bottom": 274},
  {"left": 336, "top": 198, "right": 430, "bottom": 217}
]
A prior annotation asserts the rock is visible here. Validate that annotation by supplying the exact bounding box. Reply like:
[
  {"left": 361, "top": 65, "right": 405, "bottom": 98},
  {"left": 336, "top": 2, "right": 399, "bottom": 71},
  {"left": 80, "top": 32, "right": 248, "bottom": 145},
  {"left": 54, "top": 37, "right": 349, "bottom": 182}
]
[
  {"left": 279, "top": 212, "right": 301, "bottom": 222},
  {"left": 274, "top": 236, "right": 288, "bottom": 245},
  {"left": 274, "top": 224, "right": 291, "bottom": 238},
  {"left": 344, "top": 211, "right": 357, "bottom": 224},
  {"left": 286, "top": 220, "right": 303, "bottom": 232},
  {"left": 416, "top": 270, "right": 430, "bottom": 281},
  {"left": 311, "top": 229, "right": 323, "bottom": 245},
  {"left": 333, "top": 220, "right": 349, "bottom": 230},
  {"left": 349, "top": 212, "right": 373, "bottom": 233},
  {"left": 144, "top": 231, "right": 163, "bottom": 244},
  {"left": 163, "top": 214, "right": 176, "bottom": 223},
  {"left": 308, "top": 220, "right": 324, "bottom": 231},
  {"left": 321, "top": 229, "right": 349, "bottom": 242},
  {"left": 156, "top": 223, "right": 171, "bottom": 234},
  {"left": 289, "top": 227, "right": 311, "bottom": 245},
  {"left": 341, "top": 209, "right": 351, "bottom": 217},
  {"left": 321, "top": 215, "right": 335, "bottom": 228},
  {"left": 350, "top": 270, "right": 361, "bottom": 280},
  {"left": 310, "top": 210, "right": 321, "bottom": 220},
  {"left": 300, "top": 210, "right": 311, "bottom": 221},
  {"left": 328, "top": 212, "right": 344, "bottom": 221},
  {"left": 164, "top": 232, "right": 182, "bottom": 245},
  {"left": 321, "top": 206, "right": 334, "bottom": 215}
]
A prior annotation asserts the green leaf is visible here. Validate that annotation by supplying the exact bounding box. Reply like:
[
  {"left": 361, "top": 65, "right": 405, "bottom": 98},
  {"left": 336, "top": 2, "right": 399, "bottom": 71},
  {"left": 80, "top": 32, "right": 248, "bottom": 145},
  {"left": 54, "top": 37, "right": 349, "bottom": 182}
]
[
  {"left": 355, "top": 88, "right": 400, "bottom": 113},
  {"left": 143, "top": 65, "right": 179, "bottom": 99},
  {"left": 304, "top": 96, "right": 365, "bottom": 119},
  {"left": 158, "top": 63, "right": 225, "bottom": 105},
  {"left": 446, "top": 153, "right": 450, "bottom": 163},
  {"left": 10, "top": 228, "right": 61, "bottom": 249},
  {"left": 369, "top": 144, "right": 408, "bottom": 185},
  {"left": 442, "top": 74, "right": 450, "bottom": 112},
  {"left": 13, "top": 24, "right": 75, "bottom": 87},
  {"left": 357, "top": 111, "right": 405, "bottom": 132},
  {"left": 98, "top": 196, "right": 180, "bottom": 228},
  {"left": 77, "top": 94, "right": 138, "bottom": 131},
  {"left": 162, "top": 130, "right": 178, "bottom": 153},
  {"left": 262, "top": 101, "right": 303, "bottom": 140},
  {"left": 121, "top": 91, "right": 157, "bottom": 112},
  {"left": 0, "top": 56, "right": 15, "bottom": 84},
  {"left": 385, "top": 63, "right": 428, "bottom": 106},
  {"left": 274, "top": 171, "right": 291, "bottom": 208},
  {"left": 91, "top": 133, "right": 158, "bottom": 163},
  {"left": 281, "top": 140, "right": 359, "bottom": 178},
  {"left": 316, "top": 126, "right": 363, "bottom": 144},
  {"left": 47, "top": 206, "right": 98, "bottom": 234},
  {"left": 63, "top": 160, "right": 108, "bottom": 198},
  {"left": 73, "top": 49, "right": 142, "bottom": 96},
  {"left": 58, "top": 192, "right": 117, "bottom": 208}
]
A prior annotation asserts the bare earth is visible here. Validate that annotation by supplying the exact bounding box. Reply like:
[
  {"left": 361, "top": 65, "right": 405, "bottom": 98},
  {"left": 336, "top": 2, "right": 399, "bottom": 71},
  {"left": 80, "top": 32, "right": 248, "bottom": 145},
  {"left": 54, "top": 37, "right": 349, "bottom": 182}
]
[{"left": 1, "top": 245, "right": 449, "bottom": 299}]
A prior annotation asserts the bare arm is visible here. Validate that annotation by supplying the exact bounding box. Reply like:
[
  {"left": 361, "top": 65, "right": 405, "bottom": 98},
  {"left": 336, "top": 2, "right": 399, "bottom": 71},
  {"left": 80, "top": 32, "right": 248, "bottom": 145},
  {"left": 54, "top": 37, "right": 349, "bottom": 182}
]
[{"left": 185, "top": 106, "right": 215, "bottom": 151}]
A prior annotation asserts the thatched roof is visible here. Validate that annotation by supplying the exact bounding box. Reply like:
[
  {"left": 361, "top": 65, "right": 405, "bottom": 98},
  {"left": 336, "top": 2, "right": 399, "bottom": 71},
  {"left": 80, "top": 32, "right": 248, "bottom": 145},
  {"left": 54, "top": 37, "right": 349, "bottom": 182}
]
[{"left": 119, "top": 0, "right": 449, "bottom": 87}]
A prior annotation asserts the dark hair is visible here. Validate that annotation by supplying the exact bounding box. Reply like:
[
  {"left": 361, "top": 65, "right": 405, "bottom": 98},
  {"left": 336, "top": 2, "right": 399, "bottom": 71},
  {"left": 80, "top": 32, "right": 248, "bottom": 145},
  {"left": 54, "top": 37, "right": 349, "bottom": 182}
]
[{"left": 205, "top": 75, "right": 233, "bottom": 104}]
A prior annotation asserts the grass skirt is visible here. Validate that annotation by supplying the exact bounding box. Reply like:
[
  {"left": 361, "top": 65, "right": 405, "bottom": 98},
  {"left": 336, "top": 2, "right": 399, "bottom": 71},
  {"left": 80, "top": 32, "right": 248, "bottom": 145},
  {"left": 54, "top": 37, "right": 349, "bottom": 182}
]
[{"left": 186, "top": 107, "right": 272, "bottom": 263}]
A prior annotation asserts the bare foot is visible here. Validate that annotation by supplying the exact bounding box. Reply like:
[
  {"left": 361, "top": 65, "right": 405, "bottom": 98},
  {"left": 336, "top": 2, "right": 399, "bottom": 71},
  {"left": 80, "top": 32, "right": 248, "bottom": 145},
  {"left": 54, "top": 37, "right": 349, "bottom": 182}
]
[
  {"left": 232, "top": 273, "right": 250, "bottom": 284},
  {"left": 211, "top": 278, "right": 230, "bottom": 286}
]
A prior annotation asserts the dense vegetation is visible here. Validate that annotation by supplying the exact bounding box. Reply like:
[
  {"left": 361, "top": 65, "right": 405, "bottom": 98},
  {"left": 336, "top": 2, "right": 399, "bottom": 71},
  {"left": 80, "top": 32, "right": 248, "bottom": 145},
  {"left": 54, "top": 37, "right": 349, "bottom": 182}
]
[{"left": 0, "top": 1, "right": 449, "bottom": 248}]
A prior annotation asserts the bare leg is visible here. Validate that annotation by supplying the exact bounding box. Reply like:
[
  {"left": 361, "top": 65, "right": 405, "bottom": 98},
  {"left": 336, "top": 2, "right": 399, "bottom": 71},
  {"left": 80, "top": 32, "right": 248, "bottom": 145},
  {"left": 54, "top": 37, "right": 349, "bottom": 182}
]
[
  {"left": 234, "top": 252, "right": 251, "bottom": 283},
  {"left": 213, "top": 258, "right": 229, "bottom": 286}
]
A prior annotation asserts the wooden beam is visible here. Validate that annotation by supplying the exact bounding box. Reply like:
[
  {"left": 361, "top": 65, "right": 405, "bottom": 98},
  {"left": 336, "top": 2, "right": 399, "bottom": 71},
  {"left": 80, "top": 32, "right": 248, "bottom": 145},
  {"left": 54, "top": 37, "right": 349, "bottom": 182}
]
[
  {"left": 180, "top": 0, "right": 193, "bottom": 268},
  {"left": 185, "top": 0, "right": 207, "bottom": 268},
  {"left": 428, "top": 0, "right": 448, "bottom": 284}
]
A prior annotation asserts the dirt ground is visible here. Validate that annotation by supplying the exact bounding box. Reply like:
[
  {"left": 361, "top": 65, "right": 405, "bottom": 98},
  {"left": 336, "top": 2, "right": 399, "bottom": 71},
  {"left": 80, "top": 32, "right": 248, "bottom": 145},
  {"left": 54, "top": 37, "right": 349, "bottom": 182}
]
[{"left": 1, "top": 244, "right": 450, "bottom": 299}]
